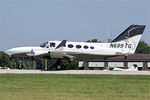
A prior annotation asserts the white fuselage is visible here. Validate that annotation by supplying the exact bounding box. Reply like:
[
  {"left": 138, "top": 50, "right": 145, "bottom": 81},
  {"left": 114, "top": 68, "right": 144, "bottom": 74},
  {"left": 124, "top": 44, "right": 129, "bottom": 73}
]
[{"left": 6, "top": 40, "right": 136, "bottom": 60}]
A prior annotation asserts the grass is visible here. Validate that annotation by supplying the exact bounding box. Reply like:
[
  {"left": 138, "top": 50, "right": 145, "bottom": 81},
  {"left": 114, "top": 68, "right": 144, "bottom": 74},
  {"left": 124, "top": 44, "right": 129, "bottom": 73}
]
[{"left": 0, "top": 74, "right": 150, "bottom": 100}]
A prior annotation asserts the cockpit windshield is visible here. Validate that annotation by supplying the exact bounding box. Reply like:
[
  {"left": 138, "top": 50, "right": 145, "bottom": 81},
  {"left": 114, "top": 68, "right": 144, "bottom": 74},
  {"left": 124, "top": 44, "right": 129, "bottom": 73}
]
[{"left": 40, "top": 42, "right": 48, "bottom": 47}]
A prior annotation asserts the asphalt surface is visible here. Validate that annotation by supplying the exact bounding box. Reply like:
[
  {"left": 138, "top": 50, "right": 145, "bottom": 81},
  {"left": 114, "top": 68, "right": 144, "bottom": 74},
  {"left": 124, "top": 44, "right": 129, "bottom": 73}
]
[{"left": 0, "top": 69, "right": 150, "bottom": 75}]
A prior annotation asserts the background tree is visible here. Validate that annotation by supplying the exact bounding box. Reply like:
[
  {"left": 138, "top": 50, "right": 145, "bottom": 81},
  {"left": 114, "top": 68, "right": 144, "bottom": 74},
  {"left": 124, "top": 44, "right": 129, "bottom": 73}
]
[
  {"left": 86, "top": 39, "right": 101, "bottom": 43},
  {"left": 0, "top": 51, "right": 11, "bottom": 67},
  {"left": 63, "top": 60, "right": 78, "bottom": 70},
  {"left": 46, "top": 59, "right": 78, "bottom": 70},
  {"left": 135, "top": 40, "right": 150, "bottom": 54}
]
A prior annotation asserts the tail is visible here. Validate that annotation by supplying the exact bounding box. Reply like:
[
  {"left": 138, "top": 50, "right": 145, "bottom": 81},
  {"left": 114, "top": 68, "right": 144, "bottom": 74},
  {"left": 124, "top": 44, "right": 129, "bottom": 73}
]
[{"left": 111, "top": 25, "right": 146, "bottom": 54}]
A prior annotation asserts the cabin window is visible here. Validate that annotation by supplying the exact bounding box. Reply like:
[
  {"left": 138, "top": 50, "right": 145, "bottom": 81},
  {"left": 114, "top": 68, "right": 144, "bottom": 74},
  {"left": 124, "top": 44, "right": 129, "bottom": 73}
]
[
  {"left": 90, "top": 46, "right": 94, "bottom": 49},
  {"left": 68, "top": 44, "right": 73, "bottom": 48},
  {"left": 76, "top": 45, "right": 81, "bottom": 49},
  {"left": 40, "top": 42, "right": 48, "bottom": 47},
  {"left": 84, "top": 45, "right": 88, "bottom": 49},
  {"left": 50, "top": 42, "right": 56, "bottom": 47}
]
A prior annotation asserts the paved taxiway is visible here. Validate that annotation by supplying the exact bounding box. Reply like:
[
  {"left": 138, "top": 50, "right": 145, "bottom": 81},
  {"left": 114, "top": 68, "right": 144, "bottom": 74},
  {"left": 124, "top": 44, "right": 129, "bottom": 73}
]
[{"left": 0, "top": 69, "right": 150, "bottom": 75}]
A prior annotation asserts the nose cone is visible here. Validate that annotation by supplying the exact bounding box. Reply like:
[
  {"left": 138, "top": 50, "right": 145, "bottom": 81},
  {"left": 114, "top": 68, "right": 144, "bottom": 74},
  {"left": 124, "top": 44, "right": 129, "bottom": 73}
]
[
  {"left": 5, "top": 48, "right": 19, "bottom": 56},
  {"left": 5, "top": 46, "right": 42, "bottom": 57},
  {"left": 5, "top": 49, "right": 12, "bottom": 56},
  {"left": 5, "top": 47, "right": 28, "bottom": 56}
]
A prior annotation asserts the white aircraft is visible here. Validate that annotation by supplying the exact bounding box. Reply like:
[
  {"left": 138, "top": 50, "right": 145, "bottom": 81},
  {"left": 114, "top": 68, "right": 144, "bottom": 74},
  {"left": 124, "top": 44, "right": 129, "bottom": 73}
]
[
  {"left": 112, "top": 64, "right": 138, "bottom": 71},
  {"left": 6, "top": 25, "right": 146, "bottom": 69}
]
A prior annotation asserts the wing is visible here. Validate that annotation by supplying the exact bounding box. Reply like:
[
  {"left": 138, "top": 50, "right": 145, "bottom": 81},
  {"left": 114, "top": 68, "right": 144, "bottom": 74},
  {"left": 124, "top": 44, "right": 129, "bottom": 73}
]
[{"left": 64, "top": 52, "right": 113, "bottom": 61}]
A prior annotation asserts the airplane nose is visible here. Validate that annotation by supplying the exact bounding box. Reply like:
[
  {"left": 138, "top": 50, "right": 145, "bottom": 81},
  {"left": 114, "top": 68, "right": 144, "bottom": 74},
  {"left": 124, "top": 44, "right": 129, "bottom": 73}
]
[
  {"left": 5, "top": 48, "right": 21, "bottom": 56},
  {"left": 5, "top": 49, "right": 14, "bottom": 56},
  {"left": 5, "top": 47, "right": 42, "bottom": 57}
]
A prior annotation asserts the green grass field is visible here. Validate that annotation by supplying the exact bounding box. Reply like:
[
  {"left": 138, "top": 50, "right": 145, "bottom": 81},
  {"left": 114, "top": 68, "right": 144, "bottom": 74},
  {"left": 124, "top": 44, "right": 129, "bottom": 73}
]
[{"left": 0, "top": 74, "right": 150, "bottom": 100}]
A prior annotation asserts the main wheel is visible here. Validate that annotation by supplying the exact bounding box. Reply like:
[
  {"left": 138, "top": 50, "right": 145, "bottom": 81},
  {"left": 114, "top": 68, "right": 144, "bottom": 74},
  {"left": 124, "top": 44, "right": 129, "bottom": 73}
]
[
  {"left": 56, "top": 65, "right": 62, "bottom": 70},
  {"left": 55, "top": 59, "right": 65, "bottom": 70}
]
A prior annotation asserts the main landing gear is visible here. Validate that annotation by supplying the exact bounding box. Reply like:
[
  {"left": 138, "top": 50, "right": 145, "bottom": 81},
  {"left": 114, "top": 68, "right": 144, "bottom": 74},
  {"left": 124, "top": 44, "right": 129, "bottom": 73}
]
[{"left": 55, "top": 59, "right": 65, "bottom": 70}]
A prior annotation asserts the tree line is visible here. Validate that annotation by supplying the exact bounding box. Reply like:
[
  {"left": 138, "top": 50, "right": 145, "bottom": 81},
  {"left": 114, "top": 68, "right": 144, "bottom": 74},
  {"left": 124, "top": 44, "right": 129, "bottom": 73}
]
[{"left": 0, "top": 40, "right": 150, "bottom": 69}]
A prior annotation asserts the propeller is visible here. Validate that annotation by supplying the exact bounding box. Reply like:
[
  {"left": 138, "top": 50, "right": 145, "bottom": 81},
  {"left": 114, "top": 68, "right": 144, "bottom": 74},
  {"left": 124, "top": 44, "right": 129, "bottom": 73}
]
[{"left": 26, "top": 48, "right": 35, "bottom": 57}]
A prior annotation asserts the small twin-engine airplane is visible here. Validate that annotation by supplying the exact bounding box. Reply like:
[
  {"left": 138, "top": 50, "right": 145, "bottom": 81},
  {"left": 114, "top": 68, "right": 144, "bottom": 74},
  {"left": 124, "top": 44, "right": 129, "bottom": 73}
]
[{"left": 6, "top": 25, "right": 146, "bottom": 69}]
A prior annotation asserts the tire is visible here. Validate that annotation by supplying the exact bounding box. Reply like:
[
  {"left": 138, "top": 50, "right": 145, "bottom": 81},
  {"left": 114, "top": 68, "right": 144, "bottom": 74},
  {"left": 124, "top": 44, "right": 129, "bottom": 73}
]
[{"left": 56, "top": 65, "right": 61, "bottom": 70}]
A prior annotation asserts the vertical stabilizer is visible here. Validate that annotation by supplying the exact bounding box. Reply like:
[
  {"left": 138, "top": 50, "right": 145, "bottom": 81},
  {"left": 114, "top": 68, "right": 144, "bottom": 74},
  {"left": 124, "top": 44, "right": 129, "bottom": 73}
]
[{"left": 111, "top": 25, "right": 146, "bottom": 54}]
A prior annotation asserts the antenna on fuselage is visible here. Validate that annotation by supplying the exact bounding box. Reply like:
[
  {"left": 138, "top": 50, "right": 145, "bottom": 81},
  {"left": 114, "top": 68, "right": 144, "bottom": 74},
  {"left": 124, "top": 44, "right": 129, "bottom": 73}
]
[{"left": 108, "top": 29, "right": 113, "bottom": 43}]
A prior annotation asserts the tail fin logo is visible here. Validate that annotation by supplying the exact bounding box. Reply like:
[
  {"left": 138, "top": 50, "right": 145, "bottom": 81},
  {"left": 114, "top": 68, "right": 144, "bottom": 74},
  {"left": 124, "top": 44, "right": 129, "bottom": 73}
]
[
  {"left": 112, "top": 25, "right": 146, "bottom": 42},
  {"left": 127, "top": 27, "right": 141, "bottom": 38}
]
